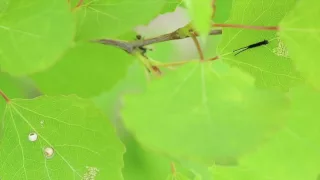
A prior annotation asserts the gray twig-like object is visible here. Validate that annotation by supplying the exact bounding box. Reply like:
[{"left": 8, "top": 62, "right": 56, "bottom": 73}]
[{"left": 93, "top": 29, "right": 222, "bottom": 54}]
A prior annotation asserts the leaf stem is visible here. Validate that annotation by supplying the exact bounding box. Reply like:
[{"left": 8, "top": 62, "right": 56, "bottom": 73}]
[
  {"left": 190, "top": 32, "right": 205, "bottom": 60},
  {"left": 0, "top": 89, "right": 10, "bottom": 103},
  {"left": 75, "top": 0, "right": 84, "bottom": 7},
  {"left": 157, "top": 59, "right": 196, "bottom": 67},
  {"left": 171, "top": 162, "right": 176, "bottom": 175},
  {"left": 212, "top": 23, "right": 279, "bottom": 31},
  {"left": 156, "top": 57, "right": 220, "bottom": 68},
  {"left": 211, "top": 0, "right": 217, "bottom": 19},
  {"left": 209, "top": 56, "right": 219, "bottom": 61}
]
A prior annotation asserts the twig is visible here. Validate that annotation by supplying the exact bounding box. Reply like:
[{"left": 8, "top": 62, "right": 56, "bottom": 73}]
[
  {"left": 0, "top": 89, "right": 10, "bottom": 103},
  {"left": 94, "top": 29, "right": 222, "bottom": 54}
]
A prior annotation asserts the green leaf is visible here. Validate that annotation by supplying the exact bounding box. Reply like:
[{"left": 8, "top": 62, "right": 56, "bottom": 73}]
[
  {"left": 212, "top": 85, "right": 320, "bottom": 180},
  {"left": 0, "top": 95, "right": 125, "bottom": 179},
  {"left": 211, "top": 165, "right": 261, "bottom": 180},
  {"left": 0, "top": 72, "right": 25, "bottom": 99},
  {"left": 279, "top": 0, "right": 320, "bottom": 89},
  {"left": 159, "top": 0, "right": 183, "bottom": 15},
  {"left": 0, "top": 0, "right": 9, "bottom": 14},
  {"left": 148, "top": 41, "right": 175, "bottom": 63},
  {"left": 184, "top": 0, "right": 212, "bottom": 36},
  {"left": 166, "top": 172, "right": 191, "bottom": 180},
  {"left": 122, "top": 62, "right": 289, "bottom": 164},
  {"left": 213, "top": 0, "right": 232, "bottom": 23},
  {"left": 0, "top": 72, "right": 26, "bottom": 121},
  {"left": 73, "top": 0, "right": 168, "bottom": 40},
  {"left": 203, "top": 35, "right": 222, "bottom": 58},
  {"left": 93, "top": 61, "right": 147, "bottom": 122},
  {"left": 31, "top": 42, "right": 133, "bottom": 97},
  {"left": 0, "top": 0, "right": 75, "bottom": 76},
  {"left": 217, "top": 0, "right": 302, "bottom": 91},
  {"left": 123, "top": 135, "right": 173, "bottom": 180}
]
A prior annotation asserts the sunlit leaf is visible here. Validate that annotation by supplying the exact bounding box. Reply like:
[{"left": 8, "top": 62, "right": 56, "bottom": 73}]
[
  {"left": 0, "top": 0, "right": 74, "bottom": 75},
  {"left": 279, "top": 0, "right": 320, "bottom": 89},
  {"left": 213, "top": 0, "right": 232, "bottom": 23},
  {"left": 0, "top": 95, "right": 125, "bottom": 179},
  {"left": 183, "top": 0, "right": 212, "bottom": 36},
  {"left": 217, "top": 0, "right": 302, "bottom": 91},
  {"left": 122, "top": 62, "right": 289, "bottom": 164},
  {"left": 31, "top": 42, "right": 133, "bottom": 97},
  {"left": 73, "top": 0, "right": 168, "bottom": 40},
  {"left": 160, "top": 0, "right": 183, "bottom": 14},
  {"left": 212, "top": 85, "right": 320, "bottom": 180}
]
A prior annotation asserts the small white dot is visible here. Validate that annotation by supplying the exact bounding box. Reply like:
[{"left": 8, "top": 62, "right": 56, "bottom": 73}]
[
  {"left": 44, "top": 147, "right": 54, "bottom": 159},
  {"left": 40, "top": 120, "right": 45, "bottom": 128},
  {"left": 28, "top": 132, "right": 38, "bottom": 142}
]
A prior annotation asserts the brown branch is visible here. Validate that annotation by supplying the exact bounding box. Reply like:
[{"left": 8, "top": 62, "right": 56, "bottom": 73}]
[
  {"left": 212, "top": 23, "right": 279, "bottom": 31},
  {"left": 94, "top": 29, "right": 222, "bottom": 54},
  {"left": 0, "top": 89, "right": 10, "bottom": 103}
]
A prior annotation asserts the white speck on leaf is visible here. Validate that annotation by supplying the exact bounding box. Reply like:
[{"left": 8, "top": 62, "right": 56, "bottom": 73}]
[
  {"left": 28, "top": 132, "right": 38, "bottom": 142},
  {"left": 83, "top": 166, "right": 100, "bottom": 180},
  {"left": 273, "top": 39, "right": 289, "bottom": 58},
  {"left": 40, "top": 120, "right": 45, "bottom": 128},
  {"left": 44, "top": 147, "right": 54, "bottom": 159}
]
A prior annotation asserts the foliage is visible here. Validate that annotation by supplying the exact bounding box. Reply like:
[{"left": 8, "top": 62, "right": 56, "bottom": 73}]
[{"left": 0, "top": 0, "right": 319, "bottom": 179}]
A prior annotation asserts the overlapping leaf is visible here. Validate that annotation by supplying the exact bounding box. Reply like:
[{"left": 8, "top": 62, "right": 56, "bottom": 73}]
[
  {"left": 217, "top": 0, "right": 302, "bottom": 91},
  {"left": 122, "top": 62, "right": 289, "bottom": 164},
  {"left": 0, "top": 95, "right": 125, "bottom": 179},
  {"left": 212, "top": 85, "right": 320, "bottom": 180},
  {"left": 213, "top": 0, "right": 232, "bottom": 23},
  {"left": 183, "top": 0, "right": 212, "bottom": 36},
  {"left": 73, "top": 0, "right": 169, "bottom": 40},
  {"left": 279, "top": 0, "right": 320, "bottom": 89},
  {"left": 0, "top": 72, "right": 25, "bottom": 115},
  {"left": 0, "top": 0, "right": 74, "bottom": 76},
  {"left": 92, "top": 61, "right": 147, "bottom": 128},
  {"left": 159, "top": 0, "right": 183, "bottom": 14},
  {"left": 0, "top": 0, "right": 9, "bottom": 14},
  {"left": 31, "top": 42, "right": 133, "bottom": 97}
]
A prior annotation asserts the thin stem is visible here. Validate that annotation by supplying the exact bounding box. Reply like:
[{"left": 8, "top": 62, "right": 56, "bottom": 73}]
[
  {"left": 171, "top": 162, "right": 176, "bottom": 175},
  {"left": 190, "top": 32, "right": 205, "bottom": 60},
  {"left": 75, "top": 0, "right": 84, "bottom": 7},
  {"left": 0, "top": 89, "right": 10, "bottom": 103},
  {"left": 211, "top": 0, "right": 217, "bottom": 19},
  {"left": 212, "top": 23, "right": 279, "bottom": 31},
  {"left": 157, "top": 57, "right": 219, "bottom": 68},
  {"left": 157, "top": 59, "right": 196, "bottom": 67},
  {"left": 209, "top": 56, "right": 219, "bottom": 61}
]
